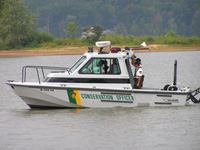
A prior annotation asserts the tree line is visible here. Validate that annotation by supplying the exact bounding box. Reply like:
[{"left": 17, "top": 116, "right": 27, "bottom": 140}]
[
  {"left": 22, "top": 0, "right": 200, "bottom": 38},
  {"left": 0, "top": 0, "right": 200, "bottom": 50}
]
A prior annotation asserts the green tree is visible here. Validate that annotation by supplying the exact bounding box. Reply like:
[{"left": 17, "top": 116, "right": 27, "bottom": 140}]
[
  {"left": 82, "top": 25, "right": 103, "bottom": 44},
  {"left": 67, "top": 22, "right": 77, "bottom": 40},
  {"left": 0, "top": 0, "right": 36, "bottom": 48},
  {"left": 165, "top": 30, "right": 177, "bottom": 37},
  {"left": 0, "top": 0, "right": 5, "bottom": 17},
  {"left": 116, "top": 22, "right": 127, "bottom": 35},
  {"left": 189, "top": 11, "right": 200, "bottom": 36},
  {"left": 93, "top": 25, "right": 103, "bottom": 41},
  {"left": 22, "top": 0, "right": 200, "bottom": 37}
]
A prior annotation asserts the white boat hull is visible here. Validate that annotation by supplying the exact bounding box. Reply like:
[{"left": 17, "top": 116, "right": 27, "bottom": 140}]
[
  {"left": 6, "top": 42, "right": 199, "bottom": 109},
  {"left": 8, "top": 82, "right": 190, "bottom": 108}
]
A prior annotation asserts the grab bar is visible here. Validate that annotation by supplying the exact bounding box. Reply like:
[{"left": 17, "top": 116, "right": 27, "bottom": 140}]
[{"left": 22, "top": 65, "right": 69, "bottom": 84}]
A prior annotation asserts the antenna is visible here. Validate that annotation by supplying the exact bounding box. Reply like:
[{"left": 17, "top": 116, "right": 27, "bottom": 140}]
[
  {"left": 173, "top": 60, "right": 177, "bottom": 86},
  {"left": 96, "top": 41, "right": 111, "bottom": 54}
]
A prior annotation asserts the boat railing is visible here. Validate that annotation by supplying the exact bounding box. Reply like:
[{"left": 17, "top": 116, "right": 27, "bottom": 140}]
[{"left": 22, "top": 65, "right": 69, "bottom": 84}]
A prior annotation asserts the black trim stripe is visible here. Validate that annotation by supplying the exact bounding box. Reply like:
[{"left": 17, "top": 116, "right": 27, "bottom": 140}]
[
  {"left": 101, "top": 92, "right": 131, "bottom": 95},
  {"left": 157, "top": 94, "right": 172, "bottom": 97},
  {"left": 101, "top": 100, "right": 133, "bottom": 103},
  {"left": 28, "top": 105, "right": 84, "bottom": 109},
  {"left": 47, "top": 77, "right": 130, "bottom": 83},
  {"left": 155, "top": 102, "right": 172, "bottom": 105}
]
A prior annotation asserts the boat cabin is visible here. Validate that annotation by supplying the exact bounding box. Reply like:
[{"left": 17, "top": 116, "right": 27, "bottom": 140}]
[{"left": 45, "top": 41, "right": 135, "bottom": 90}]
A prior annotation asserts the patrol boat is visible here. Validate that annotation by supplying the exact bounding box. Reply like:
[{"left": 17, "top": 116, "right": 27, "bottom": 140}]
[{"left": 7, "top": 41, "right": 200, "bottom": 108}]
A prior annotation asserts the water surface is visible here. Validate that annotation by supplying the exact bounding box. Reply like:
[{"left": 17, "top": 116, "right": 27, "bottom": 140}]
[{"left": 0, "top": 51, "right": 200, "bottom": 150}]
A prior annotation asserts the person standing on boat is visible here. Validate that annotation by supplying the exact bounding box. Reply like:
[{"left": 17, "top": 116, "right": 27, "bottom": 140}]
[{"left": 131, "top": 57, "right": 144, "bottom": 89}]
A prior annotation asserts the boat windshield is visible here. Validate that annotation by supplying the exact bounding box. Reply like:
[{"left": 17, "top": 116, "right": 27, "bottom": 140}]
[
  {"left": 79, "top": 58, "right": 121, "bottom": 74},
  {"left": 69, "top": 56, "right": 87, "bottom": 73}
]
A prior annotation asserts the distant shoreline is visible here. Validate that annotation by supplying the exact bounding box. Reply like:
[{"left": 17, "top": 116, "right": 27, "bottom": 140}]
[{"left": 0, "top": 45, "right": 200, "bottom": 57}]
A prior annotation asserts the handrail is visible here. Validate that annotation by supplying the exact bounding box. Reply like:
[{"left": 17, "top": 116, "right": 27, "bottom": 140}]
[
  {"left": 22, "top": 65, "right": 69, "bottom": 84},
  {"left": 186, "top": 87, "right": 200, "bottom": 103}
]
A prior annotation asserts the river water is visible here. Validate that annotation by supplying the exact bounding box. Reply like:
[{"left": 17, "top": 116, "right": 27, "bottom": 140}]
[{"left": 0, "top": 51, "right": 200, "bottom": 150}]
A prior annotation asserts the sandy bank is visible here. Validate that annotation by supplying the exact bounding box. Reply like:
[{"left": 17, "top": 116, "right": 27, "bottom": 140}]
[{"left": 0, "top": 45, "right": 200, "bottom": 57}]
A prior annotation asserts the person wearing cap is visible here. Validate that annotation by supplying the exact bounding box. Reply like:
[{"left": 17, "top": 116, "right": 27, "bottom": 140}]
[{"left": 131, "top": 57, "right": 144, "bottom": 89}]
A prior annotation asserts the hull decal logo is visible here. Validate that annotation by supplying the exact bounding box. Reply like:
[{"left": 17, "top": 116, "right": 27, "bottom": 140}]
[{"left": 67, "top": 90, "right": 82, "bottom": 106}]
